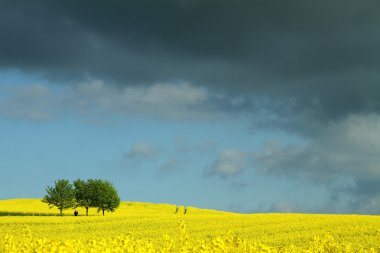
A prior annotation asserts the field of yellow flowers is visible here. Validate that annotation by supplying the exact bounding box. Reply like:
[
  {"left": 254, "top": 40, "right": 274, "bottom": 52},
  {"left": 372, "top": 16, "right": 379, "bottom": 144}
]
[{"left": 0, "top": 199, "right": 380, "bottom": 252}]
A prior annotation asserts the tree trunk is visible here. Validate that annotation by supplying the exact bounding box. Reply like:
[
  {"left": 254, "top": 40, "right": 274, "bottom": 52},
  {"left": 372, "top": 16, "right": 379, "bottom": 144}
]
[
  {"left": 102, "top": 209, "right": 105, "bottom": 216},
  {"left": 86, "top": 207, "right": 88, "bottom": 216},
  {"left": 60, "top": 209, "right": 63, "bottom": 216}
]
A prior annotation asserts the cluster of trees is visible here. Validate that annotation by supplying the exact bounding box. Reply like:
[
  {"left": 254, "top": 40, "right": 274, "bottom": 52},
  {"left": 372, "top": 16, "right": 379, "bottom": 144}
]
[{"left": 42, "top": 179, "right": 120, "bottom": 216}]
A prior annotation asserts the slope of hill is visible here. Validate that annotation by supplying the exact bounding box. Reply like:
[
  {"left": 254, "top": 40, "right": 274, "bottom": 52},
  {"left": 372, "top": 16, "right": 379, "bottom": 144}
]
[{"left": 0, "top": 199, "right": 379, "bottom": 252}]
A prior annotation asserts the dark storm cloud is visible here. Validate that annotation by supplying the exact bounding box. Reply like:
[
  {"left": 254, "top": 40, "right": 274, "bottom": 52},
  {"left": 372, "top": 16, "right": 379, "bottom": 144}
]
[{"left": 1, "top": 0, "right": 380, "bottom": 121}]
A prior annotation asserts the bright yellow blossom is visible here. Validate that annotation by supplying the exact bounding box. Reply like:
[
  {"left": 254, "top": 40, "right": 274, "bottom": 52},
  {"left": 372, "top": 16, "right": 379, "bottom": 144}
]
[{"left": 1, "top": 199, "right": 379, "bottom": 252}]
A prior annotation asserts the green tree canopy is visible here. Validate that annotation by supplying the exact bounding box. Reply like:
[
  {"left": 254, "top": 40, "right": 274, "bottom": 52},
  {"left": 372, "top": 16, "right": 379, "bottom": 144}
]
[
  {"left": 91, "top": 179, "right": 120, "bottom": 216},
  {"left": 74, "top": 179, "right": 94, "bottom": 216},
  {"left": 42, "top": 179, "right": 76, "bottom": 216}
]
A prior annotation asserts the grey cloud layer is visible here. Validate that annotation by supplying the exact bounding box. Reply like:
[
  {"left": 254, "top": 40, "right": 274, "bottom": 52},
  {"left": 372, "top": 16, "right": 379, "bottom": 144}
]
[
  {"left": 0, "top": 84, "right": 54, "bottom": 121},
  {"left": 1, "top": 0, "right": 380, "bottom": 122},
  {"left": 0, "top": 82, "right": 216, "bottom": 121}
]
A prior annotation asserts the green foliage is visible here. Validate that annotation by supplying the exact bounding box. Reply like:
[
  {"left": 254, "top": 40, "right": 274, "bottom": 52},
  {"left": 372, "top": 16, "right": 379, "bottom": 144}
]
[
  {"left": 90, "top": 179, "right": 120, "bottom": 216},
  {"left": 73, "top": 179, "right": 93, "bottom": 216},
  {"left": 42, "top": 179, "right": 76, "bottom": 216},
  {"left": 43, "top": 178, "right": 120, "bottom": 216}
]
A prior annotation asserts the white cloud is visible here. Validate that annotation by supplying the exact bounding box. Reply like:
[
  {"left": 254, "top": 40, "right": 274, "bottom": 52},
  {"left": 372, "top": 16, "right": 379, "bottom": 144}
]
[
  {"left": 0, "top": 81, "right": 217, "bottom": 122},
  {"left": 256, "top": 114, "right": 380, "bottom": 180},
  {"left": 73, "top": 80, "right": 211, "bottom": 120},
  {"left": 206, "top": 149, "right": 248, "bottom": 178},
  {"left": 126, "top": 143, "right": 157, "bottom": 160},
  {"left": 269, "top": 200, "right": 304, "bottom": 213},
  {"left": 0, "top": 84, "right": 54, "bottom": 121},
  {"left": 158, "top": 159, "right": 181, "bottom": 175},
  {"left": 122, "top": 143, "right": 157, "bottom": 172},
  {"left": 254, "top": 113, "right": 380, "bottom": 213}
]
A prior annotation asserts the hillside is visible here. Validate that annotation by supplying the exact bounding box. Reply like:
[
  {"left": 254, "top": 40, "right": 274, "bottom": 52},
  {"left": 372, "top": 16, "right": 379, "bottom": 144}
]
[
  {"left": 0, "top": 198, "right": 226, "bottom": 216},
  {"left": 1, "top": 199, "right": 380, "bottom": 252}
]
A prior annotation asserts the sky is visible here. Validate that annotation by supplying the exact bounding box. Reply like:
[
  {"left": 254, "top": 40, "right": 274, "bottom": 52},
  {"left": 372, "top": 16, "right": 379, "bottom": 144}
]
[{"left": 1, "top": 0, "right": 380, "bottom": 214}]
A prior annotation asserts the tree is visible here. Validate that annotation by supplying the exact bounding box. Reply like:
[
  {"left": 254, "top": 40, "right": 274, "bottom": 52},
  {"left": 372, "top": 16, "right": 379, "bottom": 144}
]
[
  {"left": 42, "top": 179, "right": 76, "bottom": 216},
  {"left": 91, "top": 179, "right": 120, "bottom": 216},
  {"left": 74, "top": 179, "right": 93, "bottom": 216}
]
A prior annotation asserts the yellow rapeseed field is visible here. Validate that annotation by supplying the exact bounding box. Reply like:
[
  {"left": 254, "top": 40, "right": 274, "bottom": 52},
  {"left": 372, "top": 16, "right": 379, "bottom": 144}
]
[{"left": 0, "top": 199, "right": 380, "bottom": 252}]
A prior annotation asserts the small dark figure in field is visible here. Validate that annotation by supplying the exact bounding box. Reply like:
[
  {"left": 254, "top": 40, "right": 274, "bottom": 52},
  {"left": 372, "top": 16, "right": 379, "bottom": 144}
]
[
  {"left": 175, "top": 206, "right": 178, "bottom": 214},
  {"left": 184, "top": 206, "right": 187, "bottom": 215},
  {"left": 74, "top": 210, "right": 78, "bottom": 216}
]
